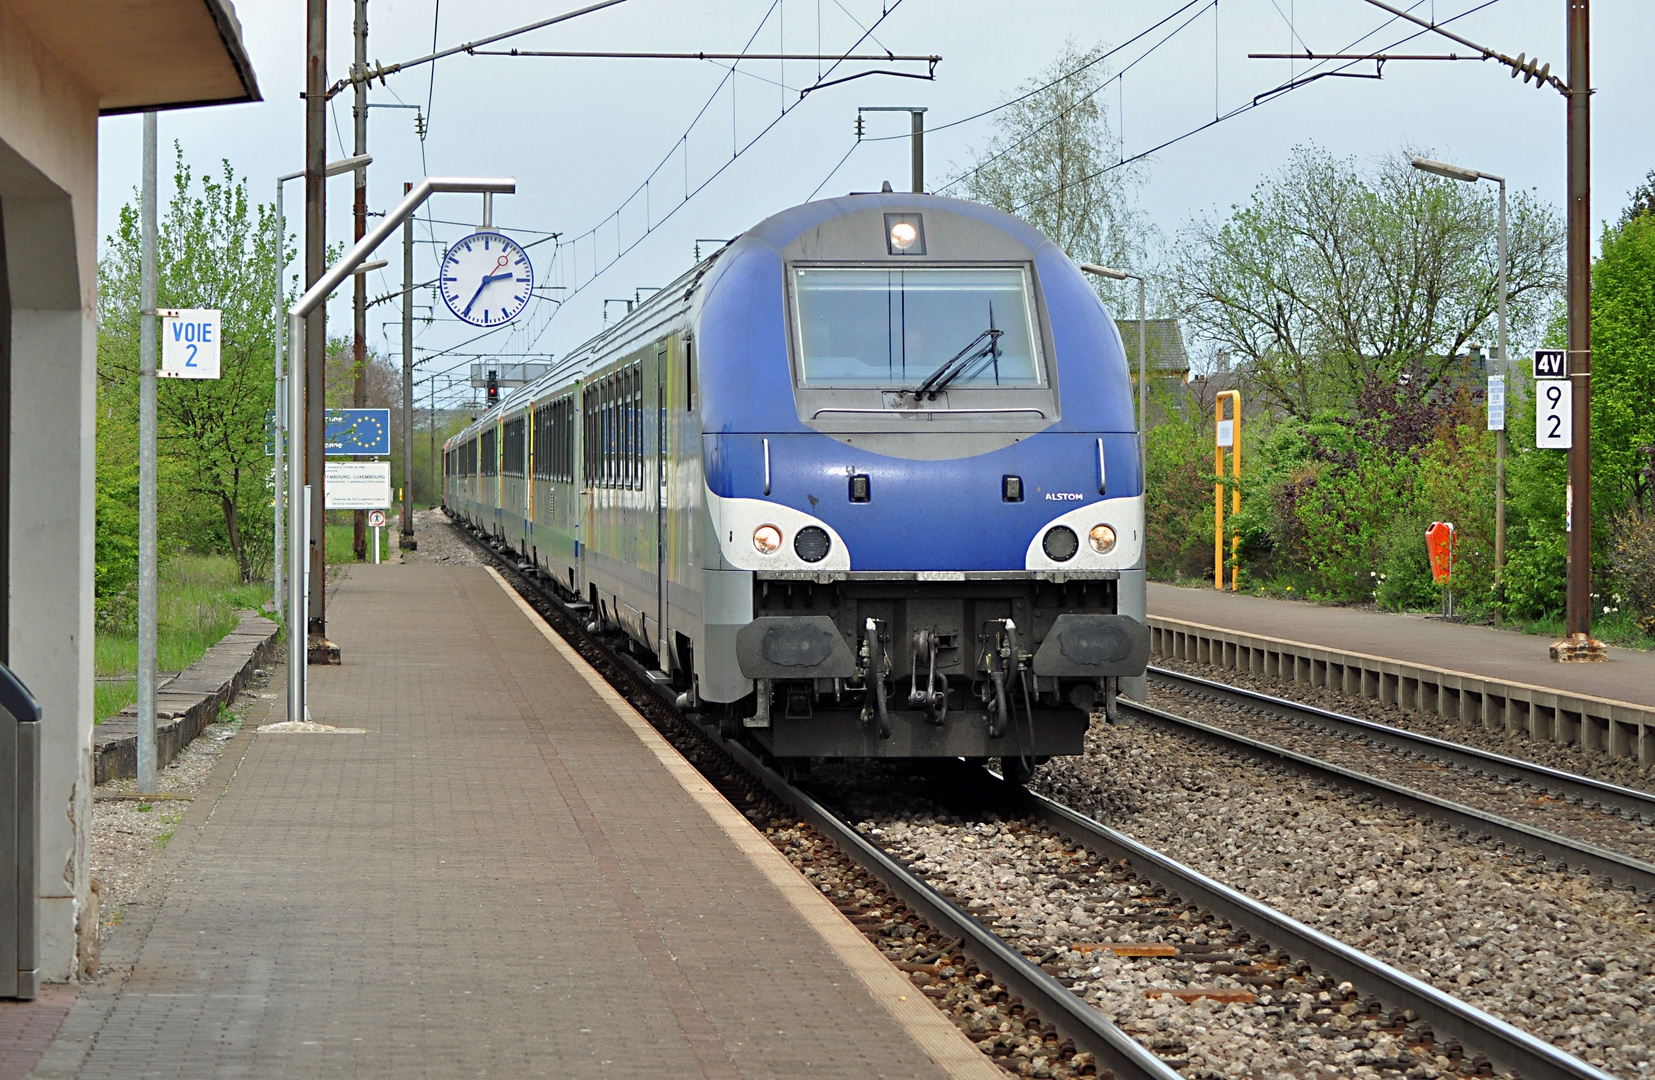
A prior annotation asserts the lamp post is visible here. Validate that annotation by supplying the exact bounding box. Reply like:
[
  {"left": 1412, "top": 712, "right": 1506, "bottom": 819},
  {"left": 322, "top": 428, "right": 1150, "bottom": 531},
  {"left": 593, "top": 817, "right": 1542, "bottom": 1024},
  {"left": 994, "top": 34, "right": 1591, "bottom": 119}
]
[
  {"left": 1411, "top": 156, "right": 1507, "bottom": 617},
  {"left": 1079, "top": 264, "right": 1148, "bottom": 475},
  {"left": 272, "top": 154, "right": 371, "bottom": 621},
  {"left": 286, "top": 176, "right": 515, "bottom": 725}
]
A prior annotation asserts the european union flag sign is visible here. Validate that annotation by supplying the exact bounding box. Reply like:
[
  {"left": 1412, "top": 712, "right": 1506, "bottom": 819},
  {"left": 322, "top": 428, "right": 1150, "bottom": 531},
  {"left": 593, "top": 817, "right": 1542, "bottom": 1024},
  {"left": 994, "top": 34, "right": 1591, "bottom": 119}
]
[{"left": 324, "top": 409, "right": 390, "bottom": 456}]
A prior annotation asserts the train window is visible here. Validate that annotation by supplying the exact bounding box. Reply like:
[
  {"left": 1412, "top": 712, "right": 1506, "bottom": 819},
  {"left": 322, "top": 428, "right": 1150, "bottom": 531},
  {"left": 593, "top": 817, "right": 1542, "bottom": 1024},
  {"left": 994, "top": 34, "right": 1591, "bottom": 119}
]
[
  {"left": 502, "top": 417, "right": 525, "bottom": 477},
  {"left": 684, "top": 338, "right": 694, "bottom": 411},
  {"left": 791, "top": 266, "right": 1043, "bottom": 389},
  {"left": 531, "top": 406, "right": 546, "bottom": 480},
  {"left": 631, "top": 364, "right": 640, "bottom": 490},
  {"left": 620, "top": 369, "right": 630, "bottom": 489},
  {"left": 563, "top": 398, "right": 575, "bottom": 482},
  {"left": 602, "top": 375, "right": 615, "bottom": 488},
  {"left": 480, "top": 428, "right": 498, "bottom": 476},
  {"left": 590, "top": 385, "right": 600, "bottom": 487}
]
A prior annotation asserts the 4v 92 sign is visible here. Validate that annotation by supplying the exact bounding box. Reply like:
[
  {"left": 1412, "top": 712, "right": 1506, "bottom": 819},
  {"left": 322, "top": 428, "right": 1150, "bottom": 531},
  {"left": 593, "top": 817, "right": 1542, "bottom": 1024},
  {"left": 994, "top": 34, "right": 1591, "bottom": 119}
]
[
  {"left": 1536, "top": 379, "right": 1572, "bottom": 449},
  {"left": 159, "top": 308, "right": 221, "bottom": 380}
]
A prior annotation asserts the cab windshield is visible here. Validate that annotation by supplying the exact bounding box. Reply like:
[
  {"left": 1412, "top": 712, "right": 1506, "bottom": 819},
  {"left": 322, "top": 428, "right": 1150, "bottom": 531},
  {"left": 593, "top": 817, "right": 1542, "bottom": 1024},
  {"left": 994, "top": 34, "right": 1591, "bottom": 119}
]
[{"left": 792, "top": 267, "right": 1043, "bottom": 389}]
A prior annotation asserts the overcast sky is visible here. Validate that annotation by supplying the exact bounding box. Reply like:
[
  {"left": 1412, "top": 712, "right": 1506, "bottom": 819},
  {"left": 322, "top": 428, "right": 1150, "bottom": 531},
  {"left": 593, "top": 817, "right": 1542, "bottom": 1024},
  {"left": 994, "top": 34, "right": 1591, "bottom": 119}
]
[{"left": 96, "top": 0, "right": 1654, "bottom": 407}]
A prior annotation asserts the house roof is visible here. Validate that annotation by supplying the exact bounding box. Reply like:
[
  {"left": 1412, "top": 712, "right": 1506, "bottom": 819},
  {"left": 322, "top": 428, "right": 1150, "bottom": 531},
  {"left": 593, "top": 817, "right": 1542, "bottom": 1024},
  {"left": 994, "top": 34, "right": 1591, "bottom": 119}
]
[
  {"left": 1115, "top": 318, "right": 1190, "bottom": 375},
  {"left": 12, "top": 0, "right": 260, "bottom": 115}
]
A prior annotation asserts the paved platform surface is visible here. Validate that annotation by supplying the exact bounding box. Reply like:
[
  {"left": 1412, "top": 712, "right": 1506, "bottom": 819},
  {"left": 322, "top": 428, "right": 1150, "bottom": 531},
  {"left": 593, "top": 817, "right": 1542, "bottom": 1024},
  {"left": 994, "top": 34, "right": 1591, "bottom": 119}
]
[
  {"left": 35, "top": 565, "right": 989, "bottom": 1079},
  {"left": 1150, "top": 582, "right": 1655, "bottom": 708}
]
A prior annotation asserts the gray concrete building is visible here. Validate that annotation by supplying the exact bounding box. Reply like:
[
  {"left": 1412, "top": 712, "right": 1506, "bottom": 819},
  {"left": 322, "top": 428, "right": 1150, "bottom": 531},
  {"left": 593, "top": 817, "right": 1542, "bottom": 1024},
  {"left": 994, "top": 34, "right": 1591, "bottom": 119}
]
[{"left": 2, "top": 0, "right": 258, "bottom": 982}]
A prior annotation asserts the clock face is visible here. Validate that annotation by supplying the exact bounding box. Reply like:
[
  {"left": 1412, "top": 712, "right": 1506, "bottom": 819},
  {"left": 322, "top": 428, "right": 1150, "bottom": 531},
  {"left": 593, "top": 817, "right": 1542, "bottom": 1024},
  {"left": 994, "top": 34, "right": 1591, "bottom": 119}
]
[{"left": 439, "top": 231, "right": 534, "bottom": 328}]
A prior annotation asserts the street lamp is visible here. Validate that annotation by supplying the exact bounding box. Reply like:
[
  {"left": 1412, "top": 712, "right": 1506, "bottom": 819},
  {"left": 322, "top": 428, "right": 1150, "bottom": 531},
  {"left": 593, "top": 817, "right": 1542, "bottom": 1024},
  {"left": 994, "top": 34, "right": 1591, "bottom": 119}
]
[
  {"left": 270, "top": 153, "right": 372, "bottom": 620},
  {"left": 1079, "top": 264, "right": 1148, "bottom": 475},
  {"left": 1411, "top": 156, "right": 1508, "bottom": 615}
]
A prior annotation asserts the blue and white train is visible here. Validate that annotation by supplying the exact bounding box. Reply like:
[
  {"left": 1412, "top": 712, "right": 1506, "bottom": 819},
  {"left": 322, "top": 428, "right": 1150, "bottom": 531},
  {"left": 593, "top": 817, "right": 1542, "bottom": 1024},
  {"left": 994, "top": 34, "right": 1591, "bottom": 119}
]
[{"left": 444, "top": 191, "right": 1149, "bottom": 769}]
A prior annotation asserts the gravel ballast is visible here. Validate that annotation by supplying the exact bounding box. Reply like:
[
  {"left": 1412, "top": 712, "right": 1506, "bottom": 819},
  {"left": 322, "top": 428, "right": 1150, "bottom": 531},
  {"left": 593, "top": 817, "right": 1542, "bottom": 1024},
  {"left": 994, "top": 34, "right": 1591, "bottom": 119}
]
[
  {"left": 1031, "top": 719, "right": 1655, "bottom": 1078},
  {"left": 1143, "top": 678, "right": 1655, "bottom": 866}
]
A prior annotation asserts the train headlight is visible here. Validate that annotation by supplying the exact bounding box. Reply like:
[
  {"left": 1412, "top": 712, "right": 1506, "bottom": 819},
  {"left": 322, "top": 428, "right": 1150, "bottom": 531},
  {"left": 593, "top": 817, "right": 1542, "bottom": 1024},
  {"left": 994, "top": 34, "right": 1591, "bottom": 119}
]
[
  {"left": 1042, "top": 525, "right": 1079, "bottom": 562},
  {"left": 1088, "top": 524, "right": 1117, "bottom": 554},
  {"left": 752, "top": 524, "right": 783, "bottom": 555},
  {"left": 883, "top": 213, "right": 925, "bottom": 255}
]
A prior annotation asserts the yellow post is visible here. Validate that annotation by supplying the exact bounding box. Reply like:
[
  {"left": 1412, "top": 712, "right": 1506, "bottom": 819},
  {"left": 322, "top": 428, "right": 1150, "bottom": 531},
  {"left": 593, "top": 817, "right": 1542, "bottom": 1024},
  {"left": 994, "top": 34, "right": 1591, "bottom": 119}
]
[{"left": 1214, "top": 391, "right": 1241, "bottom": 591}]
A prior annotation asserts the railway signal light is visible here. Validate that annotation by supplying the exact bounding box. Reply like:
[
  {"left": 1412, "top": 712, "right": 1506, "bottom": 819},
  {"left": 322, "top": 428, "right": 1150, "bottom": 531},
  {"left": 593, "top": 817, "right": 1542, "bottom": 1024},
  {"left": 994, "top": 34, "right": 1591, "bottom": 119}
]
[{"left": 486, "top": 370, "right": 499, "bottom": 406}]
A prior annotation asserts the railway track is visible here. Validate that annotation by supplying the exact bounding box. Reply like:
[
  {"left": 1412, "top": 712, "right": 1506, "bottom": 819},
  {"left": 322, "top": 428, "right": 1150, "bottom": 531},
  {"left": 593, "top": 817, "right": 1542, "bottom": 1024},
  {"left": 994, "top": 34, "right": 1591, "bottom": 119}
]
[
  {"left": 1140, "top": 667, "right": 1655, "bottom": 896},
  {"left": 447, "top": 516, "right": 1618, "bottom": 1080}
]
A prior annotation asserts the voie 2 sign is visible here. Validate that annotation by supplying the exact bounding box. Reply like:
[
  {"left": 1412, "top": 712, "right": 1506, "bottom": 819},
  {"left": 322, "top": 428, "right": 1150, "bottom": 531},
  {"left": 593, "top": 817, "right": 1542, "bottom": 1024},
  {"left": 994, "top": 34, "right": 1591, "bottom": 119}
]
[{"left": 159, "top": 309, "right": 221, "bottom": 379}]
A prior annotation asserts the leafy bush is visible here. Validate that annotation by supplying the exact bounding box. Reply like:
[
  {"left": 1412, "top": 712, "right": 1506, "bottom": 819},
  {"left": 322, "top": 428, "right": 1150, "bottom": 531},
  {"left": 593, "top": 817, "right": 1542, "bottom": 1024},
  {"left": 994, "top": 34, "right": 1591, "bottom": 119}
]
[
  {"left": 1374, "top": 515, "right": 1440, "bottom": 611},
  {"left": 1502, "top": 533, "right": 1568, "bottom": 620},
  {"left": 1608, "top": 511, "right": 1655, "bottom": 623}
]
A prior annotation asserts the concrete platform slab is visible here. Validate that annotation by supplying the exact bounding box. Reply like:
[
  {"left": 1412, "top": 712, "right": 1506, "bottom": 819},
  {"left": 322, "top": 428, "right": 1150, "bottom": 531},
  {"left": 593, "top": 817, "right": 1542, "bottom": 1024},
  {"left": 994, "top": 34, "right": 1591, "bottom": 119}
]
[
  {"left": 36, "top": 565, "right": 996, "bottom": 1080},
  {"left": 1149, "top": 583, "right": 1655, "bottom": 709}
]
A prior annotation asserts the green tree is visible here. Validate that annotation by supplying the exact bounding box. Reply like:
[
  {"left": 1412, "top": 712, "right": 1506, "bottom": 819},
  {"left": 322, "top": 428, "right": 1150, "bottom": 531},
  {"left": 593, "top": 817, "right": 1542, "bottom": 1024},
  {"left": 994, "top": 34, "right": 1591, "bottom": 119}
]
[
  {"left": 1173, "top": 146, "right": 1563, "bottom": 418},
  {"left": 98, "top": 147, "right": 289, "bottom": 584},
  {"left": 957, "top": 40, "right": 1151, "bottom": 314}
]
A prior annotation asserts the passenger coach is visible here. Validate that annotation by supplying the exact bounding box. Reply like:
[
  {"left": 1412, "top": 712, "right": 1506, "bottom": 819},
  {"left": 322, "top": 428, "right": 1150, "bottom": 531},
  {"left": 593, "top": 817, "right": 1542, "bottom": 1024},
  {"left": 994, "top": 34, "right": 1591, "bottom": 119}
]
[{"left": 445, "top": 191, "right": 1149, "bottom": 774}]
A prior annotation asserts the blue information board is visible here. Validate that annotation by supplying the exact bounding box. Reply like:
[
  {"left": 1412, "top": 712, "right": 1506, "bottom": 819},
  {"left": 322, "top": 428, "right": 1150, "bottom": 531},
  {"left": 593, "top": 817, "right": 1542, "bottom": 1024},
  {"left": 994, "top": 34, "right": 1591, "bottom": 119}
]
[{"left": 324, "top": 409, "right": 390, "bottom": 456}]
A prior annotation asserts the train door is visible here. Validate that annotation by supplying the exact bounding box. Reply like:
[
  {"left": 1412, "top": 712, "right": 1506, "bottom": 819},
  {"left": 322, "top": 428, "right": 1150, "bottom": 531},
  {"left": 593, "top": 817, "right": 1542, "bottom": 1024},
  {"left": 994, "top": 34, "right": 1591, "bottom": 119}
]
[{"left": 655, "top": 339, "right": 669, "bottom": 663}]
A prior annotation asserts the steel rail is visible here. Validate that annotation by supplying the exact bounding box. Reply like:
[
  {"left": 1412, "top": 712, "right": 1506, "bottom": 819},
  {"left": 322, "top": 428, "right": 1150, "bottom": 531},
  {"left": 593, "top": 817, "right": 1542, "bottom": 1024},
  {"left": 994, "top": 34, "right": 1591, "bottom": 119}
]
[
  {"left": 1012, "top": 784, "right": 1618, "bottom": 1080},
  {"left": 1149, "top": 665, "right": 1655, "bottom": 821},
  {"left": 1120, "top": 696, "right": 1655, "bottom": 895},
  {"left": 717, "top": 737, "right": 1185, "bottom": 1080}
]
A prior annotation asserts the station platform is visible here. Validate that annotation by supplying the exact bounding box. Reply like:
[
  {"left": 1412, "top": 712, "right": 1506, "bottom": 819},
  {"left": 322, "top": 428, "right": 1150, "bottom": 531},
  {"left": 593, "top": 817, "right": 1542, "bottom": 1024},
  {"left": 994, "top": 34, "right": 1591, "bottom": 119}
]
[
  {"left": 33, "top": 564, "right": 997, "bottom": 1079},
  {"left": 1148, "top": 582, "right": 1655, "bottom": 708}
]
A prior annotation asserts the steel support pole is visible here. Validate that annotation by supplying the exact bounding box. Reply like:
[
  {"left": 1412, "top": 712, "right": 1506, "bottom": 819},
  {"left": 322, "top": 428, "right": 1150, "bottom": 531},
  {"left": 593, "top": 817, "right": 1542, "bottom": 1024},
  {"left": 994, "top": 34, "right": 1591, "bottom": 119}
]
[
  {"left": 305, "top": 0, "right": 328, "bottom": 648},
  {"left": 271, "top": 181, "right": 285, "bottom": 621},
  {"left": 1495, "top": 178, "right": 1508, "bottom": 615},
  {"left": 286, "top": 310, "right": 305, "bottom": 722},
  {"left": 401, "top": 181, "right": 416, "bottom": 547},
  {"left": 351, "top": 0, "right": 369, "bottom": 562},
  {"left": 1564, "top": 0, "right": 1592, "bottom": 641},
  {"left": 137, "top": 113, "right": 158, "bottom": 795},
  {"left": 910, "top": 110, "right": 924, "bottom": 193}
]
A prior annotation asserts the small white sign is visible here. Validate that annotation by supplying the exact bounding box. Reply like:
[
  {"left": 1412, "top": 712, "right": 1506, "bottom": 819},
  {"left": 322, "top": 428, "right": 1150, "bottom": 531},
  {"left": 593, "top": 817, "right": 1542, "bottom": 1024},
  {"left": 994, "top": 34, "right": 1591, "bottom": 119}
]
[
  {"left": 325, "top": 461, "right": 391, "bottom": 509},
  {"left": 159, "top": 309, "right": 221, "bottom": 379},
  {"left": 1215, "top": 419, "right": 1235, "bottom": 448},
  {"left": 1536, "top": 379, "right": 1572, "bottom": 449},
  {"left": 367, "top": 509, "right": 387, "bottom": 528},
  {"left": 1487, "top": 375, "right": 1506, "bottom": 432}
]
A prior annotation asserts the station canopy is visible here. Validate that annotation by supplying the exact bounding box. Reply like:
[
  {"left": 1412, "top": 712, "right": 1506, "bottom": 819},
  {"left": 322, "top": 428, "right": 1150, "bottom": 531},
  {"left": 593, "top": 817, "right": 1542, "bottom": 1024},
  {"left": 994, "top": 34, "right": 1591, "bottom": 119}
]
[{"left": 17, "top": 0, "right": 260, "bottom": 115}]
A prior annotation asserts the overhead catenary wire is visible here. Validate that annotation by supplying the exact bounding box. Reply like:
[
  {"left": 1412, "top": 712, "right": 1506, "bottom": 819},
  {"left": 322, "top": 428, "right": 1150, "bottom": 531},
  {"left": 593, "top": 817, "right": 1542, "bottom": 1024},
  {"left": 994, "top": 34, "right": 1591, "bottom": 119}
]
[
  {"left": 513, "top": 0, "right": 918, "bottom": 357},
  {"left": 977, "top": 0, "right": 1504, "bottom": 215}
]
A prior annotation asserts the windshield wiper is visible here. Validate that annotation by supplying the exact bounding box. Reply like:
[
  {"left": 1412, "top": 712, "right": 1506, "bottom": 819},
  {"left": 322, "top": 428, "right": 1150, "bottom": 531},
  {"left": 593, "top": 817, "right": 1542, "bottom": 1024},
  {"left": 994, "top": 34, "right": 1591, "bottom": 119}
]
[{"left": 910, "top": 327, "right": 1003, "bottom": 400}]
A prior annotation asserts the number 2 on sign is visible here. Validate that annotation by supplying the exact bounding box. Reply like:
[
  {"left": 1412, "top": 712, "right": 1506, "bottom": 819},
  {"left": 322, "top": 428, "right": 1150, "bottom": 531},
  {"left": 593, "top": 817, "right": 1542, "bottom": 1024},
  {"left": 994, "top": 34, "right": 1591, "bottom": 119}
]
[{"left": 1536, "top": 379, "right": 1572, "bottom": 449}]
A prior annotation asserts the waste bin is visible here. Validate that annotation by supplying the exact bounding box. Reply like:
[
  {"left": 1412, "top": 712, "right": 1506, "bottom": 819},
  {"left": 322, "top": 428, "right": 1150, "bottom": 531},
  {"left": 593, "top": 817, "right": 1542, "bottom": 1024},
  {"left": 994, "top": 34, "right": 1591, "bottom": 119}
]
[{"left": 1, "top": 663, "right": 41, "bottom": 999}]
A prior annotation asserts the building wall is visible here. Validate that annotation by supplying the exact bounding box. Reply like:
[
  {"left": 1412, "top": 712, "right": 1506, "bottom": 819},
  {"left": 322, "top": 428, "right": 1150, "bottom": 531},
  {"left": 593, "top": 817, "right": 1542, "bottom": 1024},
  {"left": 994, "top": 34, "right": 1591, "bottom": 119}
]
[{"left": 0, "top": 0, "right": 101, "bottom": 982}]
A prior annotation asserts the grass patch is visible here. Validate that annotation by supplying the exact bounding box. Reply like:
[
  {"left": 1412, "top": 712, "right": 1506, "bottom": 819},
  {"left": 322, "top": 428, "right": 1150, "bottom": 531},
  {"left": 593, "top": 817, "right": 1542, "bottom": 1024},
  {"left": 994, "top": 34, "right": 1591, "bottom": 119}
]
[
  {"left": 94, "top": 554, "right": 270, "bottom": 724},
  {"left": 325, "top": 522, "right": 359, "bottom": 565}
]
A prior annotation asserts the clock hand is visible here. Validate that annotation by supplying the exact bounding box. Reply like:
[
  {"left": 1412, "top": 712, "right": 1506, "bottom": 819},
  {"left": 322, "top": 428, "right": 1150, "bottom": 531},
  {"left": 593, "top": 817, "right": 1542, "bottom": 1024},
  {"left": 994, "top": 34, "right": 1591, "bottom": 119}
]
[{"left": 461, "top": 278, "right": 491, "bottom": 318}]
